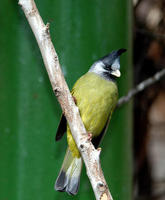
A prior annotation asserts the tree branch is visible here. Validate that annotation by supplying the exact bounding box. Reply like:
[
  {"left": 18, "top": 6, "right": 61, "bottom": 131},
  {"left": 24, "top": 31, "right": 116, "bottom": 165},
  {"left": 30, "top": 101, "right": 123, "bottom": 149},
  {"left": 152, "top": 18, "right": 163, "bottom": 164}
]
[
  {"left": 18, "top": 0, "right": 113, "bottom": 199},
  {"left": 117, "top": 68, "right": 165, "bottom": 107}
]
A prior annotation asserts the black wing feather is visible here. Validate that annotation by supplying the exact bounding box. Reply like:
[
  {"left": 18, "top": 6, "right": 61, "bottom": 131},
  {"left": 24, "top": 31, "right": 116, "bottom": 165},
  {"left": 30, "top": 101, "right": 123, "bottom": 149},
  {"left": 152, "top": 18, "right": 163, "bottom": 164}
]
[
  {"left": 55, "top": 114, "right": 67, "bottom": 141},
  {"left": 56, "top": 112, "right": 111, "bottom": 146},
  {"left": 92, "top": 115, "right": 111, "bottom": 148}
]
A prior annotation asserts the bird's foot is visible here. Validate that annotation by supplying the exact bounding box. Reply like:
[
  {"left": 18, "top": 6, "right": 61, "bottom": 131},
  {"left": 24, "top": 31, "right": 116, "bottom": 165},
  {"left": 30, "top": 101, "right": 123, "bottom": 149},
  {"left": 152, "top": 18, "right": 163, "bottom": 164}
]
[
  {"left": 87, "top": 132, "right": 92, "bottom": 141},
  {"left": 97, "top": 147, "right": 102, "bottom": 152}
]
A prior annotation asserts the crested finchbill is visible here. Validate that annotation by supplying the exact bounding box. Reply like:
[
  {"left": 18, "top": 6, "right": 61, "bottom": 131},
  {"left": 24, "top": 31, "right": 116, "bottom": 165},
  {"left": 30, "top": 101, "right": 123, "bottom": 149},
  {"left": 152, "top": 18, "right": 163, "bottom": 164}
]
[{"left": 55, "top": 49, "right": 126, "bottom": 195}]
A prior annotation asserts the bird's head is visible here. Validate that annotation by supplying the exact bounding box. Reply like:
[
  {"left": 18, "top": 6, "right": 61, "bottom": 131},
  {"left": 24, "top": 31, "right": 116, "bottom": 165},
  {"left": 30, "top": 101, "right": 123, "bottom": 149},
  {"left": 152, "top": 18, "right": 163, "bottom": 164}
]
[{"left": 89, "top": 48, "right": 127, "bottom": 80}]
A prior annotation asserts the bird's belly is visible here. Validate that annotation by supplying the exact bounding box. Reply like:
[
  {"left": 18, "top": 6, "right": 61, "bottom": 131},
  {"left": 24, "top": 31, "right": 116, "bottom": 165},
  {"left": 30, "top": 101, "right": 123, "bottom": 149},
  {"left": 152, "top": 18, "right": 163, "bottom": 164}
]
[
  {"left": 67, "top": 72, "right": 118, "bottom": 158},
  {"left": 81, "top": 96, "right": 111, "bottom": 137},
  {"left": 67, "top": 91, "right": 114, "bottom": 158}
]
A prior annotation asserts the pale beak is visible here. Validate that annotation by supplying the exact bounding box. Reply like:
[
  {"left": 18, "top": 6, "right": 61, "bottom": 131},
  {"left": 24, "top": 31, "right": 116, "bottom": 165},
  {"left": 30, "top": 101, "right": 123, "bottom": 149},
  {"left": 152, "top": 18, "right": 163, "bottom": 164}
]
[{"left": 111, "top": 69, "right": 121, "bottom": 77}]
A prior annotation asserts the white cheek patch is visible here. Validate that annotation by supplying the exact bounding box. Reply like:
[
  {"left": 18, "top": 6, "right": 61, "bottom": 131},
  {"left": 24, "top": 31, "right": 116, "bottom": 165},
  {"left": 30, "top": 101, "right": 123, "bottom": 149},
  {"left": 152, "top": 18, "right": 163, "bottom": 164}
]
[
  {"left": 89, "top": 61, "right": 107, "bottom": 74},
  {"left": 111, "top": 58, "right": 120, "bottom": 70}
]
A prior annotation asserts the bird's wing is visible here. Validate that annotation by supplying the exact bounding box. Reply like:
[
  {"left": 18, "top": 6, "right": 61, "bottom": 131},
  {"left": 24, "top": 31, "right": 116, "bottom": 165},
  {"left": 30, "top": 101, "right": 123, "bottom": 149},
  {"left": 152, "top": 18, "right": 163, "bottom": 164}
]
[
  {"left": 56, "top": 112, "right": 112, "bottom": 146},
  {"left": 56, "top": 85, "right": 113, "bottom": 145},
  {"left": 55, "top": 114, "right": 67, "bottom": 141},
  {"left": 92, "top": 114, "right": 111, "bottom": 148},
  {"left": 55, "top": 90, "right": 75, "bottom": 141}
]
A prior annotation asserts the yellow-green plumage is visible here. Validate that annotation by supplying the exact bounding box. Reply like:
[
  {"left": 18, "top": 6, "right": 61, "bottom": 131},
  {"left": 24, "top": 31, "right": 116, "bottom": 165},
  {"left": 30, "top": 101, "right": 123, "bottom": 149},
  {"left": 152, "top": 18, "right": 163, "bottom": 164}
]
[
  {"left": 55, "top": 48, "right": 126, "bottom": 195},
  {"left": 67, "top": 72, "right": 118, "bottom": 158}
]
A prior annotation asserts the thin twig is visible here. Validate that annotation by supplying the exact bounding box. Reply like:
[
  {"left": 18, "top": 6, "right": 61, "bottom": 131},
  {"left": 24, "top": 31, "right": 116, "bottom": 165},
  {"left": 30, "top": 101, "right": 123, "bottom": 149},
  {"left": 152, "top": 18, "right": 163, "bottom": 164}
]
[
  {"left": 135, "top": 190, "right": 165, "bottom": 200},
  {"left": 117, "top": 68, "right": 165, "bottom": 107},
  {"left": 136, "top": 28, "right": 165, "bottom": 40},
  {"left": 18, "top": 0, "right": 113, "bottom": 200}
]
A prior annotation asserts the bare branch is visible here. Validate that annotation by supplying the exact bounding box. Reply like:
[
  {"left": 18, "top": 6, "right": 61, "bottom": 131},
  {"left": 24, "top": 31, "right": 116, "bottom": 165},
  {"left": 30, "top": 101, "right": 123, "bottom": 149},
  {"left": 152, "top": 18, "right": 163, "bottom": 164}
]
[
  {"left": 136, "top": 28, "right": 165, "bottom": 40},
  {"left": 117, "top": 68, "right": 165, "bottom": 107},
  {"left": 18, "top": 0, "right": 113, "bottom": 199}
]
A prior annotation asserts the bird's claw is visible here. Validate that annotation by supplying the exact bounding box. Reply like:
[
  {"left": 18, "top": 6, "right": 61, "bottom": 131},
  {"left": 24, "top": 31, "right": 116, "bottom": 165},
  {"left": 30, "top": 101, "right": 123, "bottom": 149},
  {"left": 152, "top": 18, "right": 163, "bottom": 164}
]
[
  {"left": 97, "top": 147, "right": 102, "bottom": 151},
  {"left": 87, "top": 133, "right": 92, "bottom": 141}
]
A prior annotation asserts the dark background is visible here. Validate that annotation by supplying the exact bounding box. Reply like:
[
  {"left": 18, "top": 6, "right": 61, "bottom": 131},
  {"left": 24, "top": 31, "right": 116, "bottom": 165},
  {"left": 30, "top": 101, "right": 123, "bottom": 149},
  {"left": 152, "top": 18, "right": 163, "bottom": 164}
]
[{"left": 134, "top": 0, "right": 165, "bottom": 200}]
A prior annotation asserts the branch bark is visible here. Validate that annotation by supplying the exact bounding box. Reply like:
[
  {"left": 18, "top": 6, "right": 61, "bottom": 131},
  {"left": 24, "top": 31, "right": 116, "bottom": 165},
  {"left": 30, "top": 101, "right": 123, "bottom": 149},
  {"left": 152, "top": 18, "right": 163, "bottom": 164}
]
[
  {"left": 117, "top": 68, "right": 165, "bottom": 108},
  {"left": 18, "top": 0, "right": 113, "bottom": 199}
]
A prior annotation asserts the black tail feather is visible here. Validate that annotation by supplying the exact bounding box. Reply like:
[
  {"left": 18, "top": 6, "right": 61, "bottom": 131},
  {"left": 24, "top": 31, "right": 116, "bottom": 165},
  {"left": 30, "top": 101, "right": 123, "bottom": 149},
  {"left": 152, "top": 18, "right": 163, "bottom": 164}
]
[{"left": 55, "top": 148, "right": 82, "bottom": 195}]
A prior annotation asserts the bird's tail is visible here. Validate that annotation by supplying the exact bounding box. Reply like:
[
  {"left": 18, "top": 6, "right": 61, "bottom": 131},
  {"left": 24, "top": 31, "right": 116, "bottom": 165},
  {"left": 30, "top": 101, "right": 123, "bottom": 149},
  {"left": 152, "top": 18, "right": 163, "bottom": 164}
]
[{"left": 55, "top": 148, "right": 82, "bottom": 195}]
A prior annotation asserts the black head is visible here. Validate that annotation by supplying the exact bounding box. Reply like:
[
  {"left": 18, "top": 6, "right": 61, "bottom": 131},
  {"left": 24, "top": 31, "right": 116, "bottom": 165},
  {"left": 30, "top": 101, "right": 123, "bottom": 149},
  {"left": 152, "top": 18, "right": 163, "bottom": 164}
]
[
  {"left": 89, "top": 48, "right": 127, "bottom": 80},
  {"left": 101, "top": 49, "right": 126, "bottom": 67}
]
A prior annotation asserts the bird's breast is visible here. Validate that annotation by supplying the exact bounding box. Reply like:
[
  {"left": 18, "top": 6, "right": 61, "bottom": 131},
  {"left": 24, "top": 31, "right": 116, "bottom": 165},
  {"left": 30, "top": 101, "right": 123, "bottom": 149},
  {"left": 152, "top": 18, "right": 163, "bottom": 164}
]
[
  {"left": 72, "top": 72, "right": 118, "bottom": 136},
  {"left": 67, "top": 72, "right": 118, "bottom": 157}
]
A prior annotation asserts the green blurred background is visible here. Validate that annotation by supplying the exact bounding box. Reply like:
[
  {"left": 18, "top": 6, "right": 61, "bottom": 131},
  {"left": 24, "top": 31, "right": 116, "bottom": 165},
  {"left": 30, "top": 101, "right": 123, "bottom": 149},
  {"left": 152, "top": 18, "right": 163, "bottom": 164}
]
[{"left": 0, "top": 0, "right": 132, "bottom": 200}]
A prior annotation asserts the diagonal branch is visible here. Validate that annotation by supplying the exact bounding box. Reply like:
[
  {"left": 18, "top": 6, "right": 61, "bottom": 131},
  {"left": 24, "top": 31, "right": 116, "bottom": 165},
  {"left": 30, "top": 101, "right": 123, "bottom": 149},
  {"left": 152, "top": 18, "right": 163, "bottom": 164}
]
[
  {"left": 117, "top": 68, "right": 165, "bottom": 108},
  {"left": 18, "top": 0, "right": 113, "bottom": 200}
]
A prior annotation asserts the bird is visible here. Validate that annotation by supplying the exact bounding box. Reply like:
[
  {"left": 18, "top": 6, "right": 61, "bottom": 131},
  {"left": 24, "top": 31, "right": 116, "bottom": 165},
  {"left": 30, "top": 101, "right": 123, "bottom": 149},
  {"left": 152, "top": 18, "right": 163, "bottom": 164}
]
[{"left": 54, "top": 48, "right": 126, "bottom": 195}]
